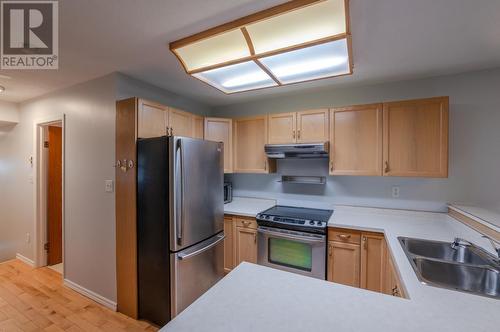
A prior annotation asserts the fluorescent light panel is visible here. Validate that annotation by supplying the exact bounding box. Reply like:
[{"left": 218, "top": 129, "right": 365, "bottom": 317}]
[
  {"left": 259, "top": 38, "right": 350, "bottom": 84},
  {"left": 193, "top": 61, "right": 277, "bottom": 93},
  {"left": 170, "top": 0, "right": 352, "bottom": 93}
]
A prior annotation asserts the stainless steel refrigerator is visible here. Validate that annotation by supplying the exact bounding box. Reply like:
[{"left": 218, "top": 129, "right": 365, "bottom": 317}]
[{"left": 137, "top": 136, "right": 224, "bottom": 326}]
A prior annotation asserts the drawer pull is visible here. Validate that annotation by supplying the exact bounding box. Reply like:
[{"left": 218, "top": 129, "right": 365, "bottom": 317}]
[
  {"left": 241, "top": 220, "right": 251, "bottom": 226},
  {"left": 337, "top": 234, "right": 351, "bottom": 240}
]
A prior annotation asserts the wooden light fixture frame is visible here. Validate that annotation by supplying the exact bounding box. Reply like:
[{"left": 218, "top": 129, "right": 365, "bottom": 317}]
[{"left": 169, "top": 0, "right": 353, "bottom": 94}]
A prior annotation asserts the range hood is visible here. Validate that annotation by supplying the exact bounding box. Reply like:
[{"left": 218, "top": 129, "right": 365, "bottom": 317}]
[{"left": 265, "top": 142, "right": 329, "bottom": 159}]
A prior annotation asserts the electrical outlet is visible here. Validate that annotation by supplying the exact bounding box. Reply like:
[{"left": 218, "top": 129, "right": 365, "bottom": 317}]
[
  {"left": 26, "top": 233, "right": 30, "bottom": 244},
  {"left": 392, "top": 186, "right": 400, "bottom": 198},
  {"left": 105, "top": 180, "right": 114, "bottom": 193}
]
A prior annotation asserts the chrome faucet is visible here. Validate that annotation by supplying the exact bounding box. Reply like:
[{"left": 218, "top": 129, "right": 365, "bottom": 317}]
[
  {"left": 451, "top": 237, "right": 473, "bottom": 249},
  {"left": 482, "top": 235, "right": 500, "bottom": 260}
]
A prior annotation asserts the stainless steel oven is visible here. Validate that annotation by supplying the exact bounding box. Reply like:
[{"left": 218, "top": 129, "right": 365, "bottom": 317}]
[{"left": 257, "top": 226, "right": 326, "bottom": 279}]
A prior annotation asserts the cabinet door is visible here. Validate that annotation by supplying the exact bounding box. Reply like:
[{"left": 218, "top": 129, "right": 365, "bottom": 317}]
[
  {"left": 296, "top": 109, "right": 329, "bottom": 143},
  {"left": 234, "top": 227, "right": 257, "bottom": 266},
  {"left": 169, "top": 108, "right": 193, "bottom": 137},
  {"left": 192, "top": 115, "right": 204, "bottom": 139},
  {"left": 360, "top": 233, "right": 386, "bottom": 292},
  {"left": 138, "top": 99, "right": 168, "bottom": 138},
  {"left": 204, "top": 117, "right": 233, "bottom": 173},
  {"left": 268, "top": 112, "right": 296, "bottom": 144},
  {"left": 223, "top": 216, "right": 234, "bottom": 273},
  {"left": 383, "top": 97, "right": 449, "bottom": 177},
  {"left": 330, "top": 105, "right": 383, "bottom": 176},
  {"left": 233, "top": 116, "right": 273, "bottom": 173},
  {"left": 327, "top": 241, "right": 360, "bottom": 287},
  {"left": 384, "top": 253, "right": 405, "bottom": 298}
]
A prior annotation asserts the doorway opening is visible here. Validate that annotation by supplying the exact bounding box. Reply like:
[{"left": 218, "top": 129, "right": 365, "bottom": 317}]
[{"left": 35, "top": 118, "right": 64, "bottom": 274}]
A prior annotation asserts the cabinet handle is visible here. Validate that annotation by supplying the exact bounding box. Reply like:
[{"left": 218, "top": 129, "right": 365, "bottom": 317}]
[
  {"left": 297, "top": 130, "right": 301, "bottom": 139},
  {"left": 170, "top": 127, "right": 174, "bottom": 136},
  {"left": 292, "top": 130, "right": 295, "bottom": 139},
  {"left": 264, "top": 160, "right": 267, "bottom": 170},
  {"left": 337, "top": 234, "right": 351, "bottom": 240},
  {"left": 328, "top": 244, "right": 332, "bottom": 256},
  {"left": 362, "top": 236, "right": 367, "bottom": 250},
  {"left": 254, "top": 232, "right": 257, "bottom": 243},
  {"left": 242, "top": 220, "right": 251, "bottom": 227},
  {"left": 392, "top": 286, "right": 399, "bottom": 296},
  {"left": 166, "top": 126, "right": 170, "bottom": 136},
  {"left": 384, "top": 161, "right": 389, "bottom": 173},
  {"left": 330, "top": 161, "right": 334, "bottom": 172}
]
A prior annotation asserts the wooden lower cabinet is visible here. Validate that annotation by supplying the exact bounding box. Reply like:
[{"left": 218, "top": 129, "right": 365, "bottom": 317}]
[
  {"left": 360, "top": 232, "right": 387, "bottom": 293},
  {"left": 224, "top": 215, "right": 258, "bottom": 272},
  {"left": 327, "top": 227, "right": 406, "bottom": 298},
  {"left": 327, "top": 241, "right": 360, "bottom": 287},
  {"left": 234, "top": 225, "right": 258, "bottom": 265},
  {"left": 223, "top": 216, "right": 235, "bottom": 273}
]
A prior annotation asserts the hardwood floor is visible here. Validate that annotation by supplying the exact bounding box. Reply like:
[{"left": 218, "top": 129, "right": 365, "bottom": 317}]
[{"left": 0, "top": 259, "right": 158, "bottom": 332}]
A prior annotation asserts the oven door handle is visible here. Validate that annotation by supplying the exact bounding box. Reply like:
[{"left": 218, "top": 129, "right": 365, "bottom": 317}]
[{"left": 258, "top": 227, "right": 325, "bottom": 243}]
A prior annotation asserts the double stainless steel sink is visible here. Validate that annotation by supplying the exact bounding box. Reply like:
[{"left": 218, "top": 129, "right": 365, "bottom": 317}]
[{"left": 399, "top": 237, "right": 500, "bottom": 299}]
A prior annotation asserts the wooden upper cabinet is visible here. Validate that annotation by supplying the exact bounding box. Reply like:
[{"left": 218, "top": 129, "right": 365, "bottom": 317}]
[
  {"left": 330, "top": 104, "right": 383, "bottom": 176},
  {"left": 204, "top": 117, "right": 233, "bottom": 173},
  {"left": 383, "top": 97, "right": 449, "bottom": 178},
  {"left": 138, "top": 99, "right": 168, "bottom": 138},
  {"left": 233, "top": 116, "right": 274, "bottom": 173},
  {"left": 360, "top": 232, "right": 386, "bottom": 293},
  {"left": 327, "top": 241, "right": 360, "bottom": 288},
  {"left": 169, "top": 108, "right": 192, "bottom": 137},
  {"left": 268, "top": 112, "right": 296, "bottom": 144},
  {"left": 296, "top": 109, "right": 329, "bottom": 143},
  {"left": 192, "top": 115, "right": 204, "bottom": 139}
]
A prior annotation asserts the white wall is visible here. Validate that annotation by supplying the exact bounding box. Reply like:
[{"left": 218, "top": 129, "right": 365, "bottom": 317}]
[
  {"left": 0, "top": 73, "right": 211, "bottom": 304},
  {"left": 217, "top": 68, "right": 500, "bottom": 212},
  {"left": 0, "top": 100, "right": 19, "bottom": 125}
]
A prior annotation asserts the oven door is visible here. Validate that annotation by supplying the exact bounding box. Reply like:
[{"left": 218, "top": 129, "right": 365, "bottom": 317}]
[{"left": 257, "top": 226, "right": 326, "bottom": 279}]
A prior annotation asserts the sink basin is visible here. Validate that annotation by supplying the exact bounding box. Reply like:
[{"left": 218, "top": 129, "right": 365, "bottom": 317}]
[
  {"left": 399, "top": 237, "right": 493, "bottom": 266},
  {"left": 398, "top": 237, "right": 500, "bottom": 299},
  {"left": 413, "top": 257, "right": 500, "bottom": 298}
]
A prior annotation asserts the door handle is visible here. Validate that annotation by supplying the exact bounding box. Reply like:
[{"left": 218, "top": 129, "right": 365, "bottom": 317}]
[{"left": 178, "top": 234, "right": 225, "bottom": 260}]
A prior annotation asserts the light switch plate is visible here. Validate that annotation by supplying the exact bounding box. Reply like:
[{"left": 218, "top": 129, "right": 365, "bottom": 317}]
[{"left": 105, "top": 180, "right": 114, "bottom": 193}]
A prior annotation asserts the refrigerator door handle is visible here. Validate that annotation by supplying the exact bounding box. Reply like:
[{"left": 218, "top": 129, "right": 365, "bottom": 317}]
[
  {"left": 176, "top": 139, "right": 186, "bottom": 243},
  {"left": 178, "top": 234, "right": 225, "bottom": 260}
]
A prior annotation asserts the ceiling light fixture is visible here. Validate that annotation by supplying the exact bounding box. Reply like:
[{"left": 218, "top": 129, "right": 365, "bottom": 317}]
[{"left": 169, "top": 0, "right": 352, "bottom": 94}]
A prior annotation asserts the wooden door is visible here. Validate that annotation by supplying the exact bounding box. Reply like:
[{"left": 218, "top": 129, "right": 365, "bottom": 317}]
[
  {"left": 233, "top": 116, "right": 273, "bottom": 173},
  {"left": 327, "top": 241, "right": 360, "bottom": 287},
  {"left": 330, "top": 104, "right": 383, "bottom": 176},
  {"left": 383, "top": 97, "right": 449, "bottom": 177},
  {"left": 138, "top": 99, "right": 168, "bottom": 138},
  {"left": 268, "top": 112, "right": 296, "bottom": 144},
  {"left": 169, "top": 108, "right": 192, "bottom": 137},
  {"left": 360, "top": 233, "right": 386, "bottom": 292},
  {"left": 224, "top": 216, "right": 234, "bottom": 273},
  {"left": 204, "top": 117, "right": 233, "bottom": 173},
  {"left": 234, "top": 227, "right": 257, "bottom": 266},
  {"left": 47, "top": 126, "right": 63, "bottom": 266},
  {"left": 192, "top": 115, "right": 204, "bottom": 139},
  {"left": 296, "top": 109, "right": 329, "bottom": 143}
]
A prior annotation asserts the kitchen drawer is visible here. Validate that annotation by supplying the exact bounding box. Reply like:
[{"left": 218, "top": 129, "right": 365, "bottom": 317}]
[
  {"left": 235, "top": 217, "right": 258, "bottom": 230},
  {"left": 328, "top": 228, "right": 361, "bottom": 244}
]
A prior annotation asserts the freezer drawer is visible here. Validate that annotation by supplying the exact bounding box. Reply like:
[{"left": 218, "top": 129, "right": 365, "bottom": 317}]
[{"left": 170, "top": 232, "right": 225, "bottom": 317}]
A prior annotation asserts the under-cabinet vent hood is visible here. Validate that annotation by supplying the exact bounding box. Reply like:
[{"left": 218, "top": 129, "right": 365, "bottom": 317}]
[{"left": 265, "top": 142, "right": 329, "bottom": 159}]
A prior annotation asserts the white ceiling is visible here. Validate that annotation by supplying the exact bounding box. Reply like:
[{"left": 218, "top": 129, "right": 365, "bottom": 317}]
[{"left": 1, "top": 0, "right": 499, "bottom": 106}]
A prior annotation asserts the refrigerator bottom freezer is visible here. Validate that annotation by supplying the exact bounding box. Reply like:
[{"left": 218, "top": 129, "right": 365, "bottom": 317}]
[{"left": 170, "top": 231, "right": 225, "bottom": 317}]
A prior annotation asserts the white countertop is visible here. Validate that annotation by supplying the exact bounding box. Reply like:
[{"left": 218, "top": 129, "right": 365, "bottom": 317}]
[
  {"left": 224, "top": 196, "right": 276, "bottom": 217},
  {"left": 449, "top": 203, "right": 500, "bottom": 231},
  {"left": 163, "top": 203, "right": 499, "bottom": 332}
]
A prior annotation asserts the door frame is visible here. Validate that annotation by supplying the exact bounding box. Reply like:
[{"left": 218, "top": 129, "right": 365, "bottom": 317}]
[{"left": 33, "top": 114, "right": 66, "bottom": 271}]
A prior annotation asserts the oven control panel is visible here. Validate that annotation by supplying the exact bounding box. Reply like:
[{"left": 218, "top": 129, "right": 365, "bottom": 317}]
[{"left": 256, "top": 213, "right": 325, "bottom": 228}]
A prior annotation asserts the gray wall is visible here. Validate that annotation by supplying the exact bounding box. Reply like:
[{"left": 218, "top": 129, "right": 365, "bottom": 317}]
[
  {"left": 217, "top": 69, "right": 500, "bottom": 212},
  {"left": 0, "top": 73, "right": 211, "bottom": 304}
]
